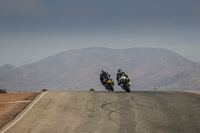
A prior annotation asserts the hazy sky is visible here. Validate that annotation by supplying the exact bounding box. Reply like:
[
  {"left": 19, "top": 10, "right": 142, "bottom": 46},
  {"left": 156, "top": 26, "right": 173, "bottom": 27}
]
[{"left": 1, "top": 0, "right": 200, "bottom": 66}]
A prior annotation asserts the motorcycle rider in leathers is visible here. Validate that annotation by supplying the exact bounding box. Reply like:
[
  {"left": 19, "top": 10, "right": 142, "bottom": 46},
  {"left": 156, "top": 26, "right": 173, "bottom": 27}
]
[
  {"left": 100, "top": 69, "right": 111, "bottom": 90},
  {"left": 116, "top": 69, "right": 129, "bottom": 87}
]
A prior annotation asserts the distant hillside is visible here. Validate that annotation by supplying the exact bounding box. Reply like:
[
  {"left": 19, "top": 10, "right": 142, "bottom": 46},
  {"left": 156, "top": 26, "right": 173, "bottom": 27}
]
[
  {"left": 0, "top": 64, "right": 17, "bottom": 74},
  {"left": 0, "top": 47, "right": 200, "bottom": 92}
]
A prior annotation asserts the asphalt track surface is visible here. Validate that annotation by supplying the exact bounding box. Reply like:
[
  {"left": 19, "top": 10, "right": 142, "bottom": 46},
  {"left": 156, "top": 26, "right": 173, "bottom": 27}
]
[{"left": 1, "top": 91, "right": 200, "bottom": 133}]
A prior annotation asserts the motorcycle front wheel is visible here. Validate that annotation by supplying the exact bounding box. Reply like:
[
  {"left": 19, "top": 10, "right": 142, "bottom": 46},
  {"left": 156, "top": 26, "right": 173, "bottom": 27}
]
[
  {"left": 108, "top": 83, "right": 114, "bottom": 91},
  {"left": 125, "top": 82, "right": 131, "bottom": 93}
]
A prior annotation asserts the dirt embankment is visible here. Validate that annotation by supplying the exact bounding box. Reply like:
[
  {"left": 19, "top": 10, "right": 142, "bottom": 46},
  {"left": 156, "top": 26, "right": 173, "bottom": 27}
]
[{"left": 0, "top": 92, "right": 40, "bottom": 129}]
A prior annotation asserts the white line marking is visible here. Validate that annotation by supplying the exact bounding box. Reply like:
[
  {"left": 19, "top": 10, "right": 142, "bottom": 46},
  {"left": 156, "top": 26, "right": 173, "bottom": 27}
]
[
  {"left": 0, "top": 91, "right": 47, "bottom": 133},
  {"left": 2, "top": 101, "right": 31, "bottom": 104}
]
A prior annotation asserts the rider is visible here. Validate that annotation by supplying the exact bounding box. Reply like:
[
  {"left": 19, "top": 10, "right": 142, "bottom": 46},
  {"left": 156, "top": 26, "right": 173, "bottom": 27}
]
[
  {"left": 116, "top": 69, "right": 128, "bottom": 87},
  {"left": 100, "top": 69, "right": 110, "bottom": 89}
]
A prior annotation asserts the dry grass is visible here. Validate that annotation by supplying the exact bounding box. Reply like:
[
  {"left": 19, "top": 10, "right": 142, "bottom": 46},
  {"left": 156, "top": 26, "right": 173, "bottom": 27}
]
[{"left": 0, "top": 92, "right": 40, "bottom": 129}]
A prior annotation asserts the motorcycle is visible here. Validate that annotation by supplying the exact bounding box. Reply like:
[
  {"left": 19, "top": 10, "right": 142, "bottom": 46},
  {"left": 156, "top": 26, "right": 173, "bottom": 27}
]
[
  {"left": 102, "top": 74, "right": 114, "bottom": 91},
  {"left": 118, "top": 75, "right": 131, "bottom": 93},
  {"left": 105, "top": 78, "right": 114, "bottom": 91}
]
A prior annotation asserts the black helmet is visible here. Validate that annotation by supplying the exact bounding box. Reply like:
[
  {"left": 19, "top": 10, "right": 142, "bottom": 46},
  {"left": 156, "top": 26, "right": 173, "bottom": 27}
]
[{"left": 118, "top": 69, "right": 122, "bottom": 73}]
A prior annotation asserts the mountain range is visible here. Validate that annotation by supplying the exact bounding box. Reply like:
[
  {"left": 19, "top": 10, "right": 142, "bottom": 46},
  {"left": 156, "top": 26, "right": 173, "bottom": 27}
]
[
  {"left": 0, "top": 64, "right": 17, "bottom": 74},
  {"left": 1, "top": 47, "right": 200, "bottom": 93}
]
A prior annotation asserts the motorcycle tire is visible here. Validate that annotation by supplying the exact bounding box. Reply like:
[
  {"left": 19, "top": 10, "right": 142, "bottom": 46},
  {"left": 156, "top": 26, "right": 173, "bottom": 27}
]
[
  {"left": 125, "top": 82, "right": 131, "bottom": 93},
  {"left": 108, "top": 83, "right": 114, "bottom": 91}
]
